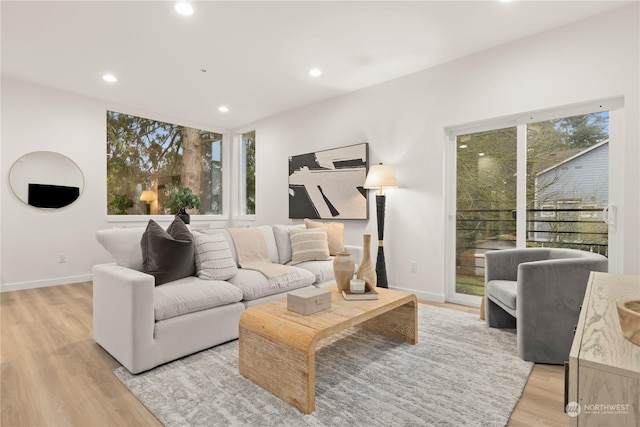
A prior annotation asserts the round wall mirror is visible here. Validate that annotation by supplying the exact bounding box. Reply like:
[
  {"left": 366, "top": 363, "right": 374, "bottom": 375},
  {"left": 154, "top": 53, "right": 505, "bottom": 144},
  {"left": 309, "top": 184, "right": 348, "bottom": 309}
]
[{"left": 9, "top": 151, "right": 84, "bottom": 209}]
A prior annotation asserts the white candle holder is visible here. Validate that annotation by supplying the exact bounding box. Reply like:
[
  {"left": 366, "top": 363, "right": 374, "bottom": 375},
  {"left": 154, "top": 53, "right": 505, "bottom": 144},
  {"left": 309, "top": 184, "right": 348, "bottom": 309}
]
[{"left": 350, "top": 279, "right": 365, "bottom": 293}]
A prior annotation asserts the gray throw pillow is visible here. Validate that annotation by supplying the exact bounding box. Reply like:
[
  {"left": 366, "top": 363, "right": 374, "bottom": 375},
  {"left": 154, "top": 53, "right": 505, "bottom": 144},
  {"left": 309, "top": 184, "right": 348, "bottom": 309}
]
[{"left": 141, "top": 218, "right": 195, "bottom": 286}]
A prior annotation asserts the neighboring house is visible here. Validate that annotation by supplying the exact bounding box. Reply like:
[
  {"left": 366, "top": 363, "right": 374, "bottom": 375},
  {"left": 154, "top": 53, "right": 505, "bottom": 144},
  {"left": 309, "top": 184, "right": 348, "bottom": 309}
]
[{"left": 532, "top": 140, "right": 608, "bottom": 249}]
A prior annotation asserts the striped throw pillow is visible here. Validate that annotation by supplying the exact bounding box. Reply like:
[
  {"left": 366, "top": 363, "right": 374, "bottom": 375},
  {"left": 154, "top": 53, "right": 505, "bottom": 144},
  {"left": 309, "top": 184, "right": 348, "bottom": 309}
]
[
  {"left": 193, "top": 231, "right": 238, "bottom": 280},
  {"left": 304, "top": 218, "right": 345, "bottom": 255},
  {"left": 289, "top": 227, "right": 331, "bottom": 265}
]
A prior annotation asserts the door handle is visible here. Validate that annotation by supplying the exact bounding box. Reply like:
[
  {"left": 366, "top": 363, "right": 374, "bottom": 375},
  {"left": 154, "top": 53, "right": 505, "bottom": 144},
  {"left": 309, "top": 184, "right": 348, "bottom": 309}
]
[{"left": 602, "top": 205, "right": 616, "bottom": 225}]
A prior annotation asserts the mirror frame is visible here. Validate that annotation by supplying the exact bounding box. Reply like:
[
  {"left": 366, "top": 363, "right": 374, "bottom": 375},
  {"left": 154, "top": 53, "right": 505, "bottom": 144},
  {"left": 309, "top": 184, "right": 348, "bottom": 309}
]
[{"left": 9, "top": 151, "right": 85, "bottom": 209}]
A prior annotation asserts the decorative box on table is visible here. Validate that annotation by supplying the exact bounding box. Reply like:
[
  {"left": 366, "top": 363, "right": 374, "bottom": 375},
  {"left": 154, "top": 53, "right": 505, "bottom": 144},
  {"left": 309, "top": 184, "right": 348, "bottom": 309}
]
[{"left": 287, "top": 288, "right": 331, "bottom": 315}]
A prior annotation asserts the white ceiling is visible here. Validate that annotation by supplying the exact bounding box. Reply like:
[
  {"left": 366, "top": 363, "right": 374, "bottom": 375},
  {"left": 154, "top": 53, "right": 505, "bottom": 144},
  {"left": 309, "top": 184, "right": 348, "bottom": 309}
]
[{"left": 1, "top": 1, "right": 632, "bottom": 129}]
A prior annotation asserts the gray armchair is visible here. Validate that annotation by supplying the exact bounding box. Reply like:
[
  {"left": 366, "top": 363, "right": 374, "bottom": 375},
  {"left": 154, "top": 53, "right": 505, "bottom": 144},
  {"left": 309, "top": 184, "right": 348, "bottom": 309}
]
[{"left": 484, "top": 248, "right": 608, "bottom": 364}]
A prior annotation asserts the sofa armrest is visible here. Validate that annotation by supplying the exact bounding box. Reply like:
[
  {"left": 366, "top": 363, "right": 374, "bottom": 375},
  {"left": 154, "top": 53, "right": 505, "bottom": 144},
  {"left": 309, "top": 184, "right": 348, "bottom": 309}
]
[{"left": 92, "top": 263, "right": 156, "bottom": 372}]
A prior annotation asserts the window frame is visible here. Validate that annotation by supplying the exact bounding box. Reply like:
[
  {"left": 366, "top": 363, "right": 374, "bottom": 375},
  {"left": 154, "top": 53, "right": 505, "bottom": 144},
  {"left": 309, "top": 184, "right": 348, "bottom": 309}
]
[{"left": 232, "top": 130, "right": 256, "bottom": 220}]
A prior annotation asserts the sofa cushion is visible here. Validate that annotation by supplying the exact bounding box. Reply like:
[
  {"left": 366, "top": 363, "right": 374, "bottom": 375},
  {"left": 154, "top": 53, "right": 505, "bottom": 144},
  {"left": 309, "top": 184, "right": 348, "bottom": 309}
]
[
  {"left": 96, "top": 227, "right": 145, "bottom": 271},
  {"left": 226, "top": 267, "right": 315, "bottom": 301},
  {"left": 290, "top": 259, "right": 335, "bottom": 284},
  {"left": 193, "top": 231, "right": 238, "bottom": 280},
  {"left": 289, "top": 228, "right": 331, "bottom": 265},
  {"left": 486, "top": 280, "right": 517, "bottom": 311},
  {"left": 304, "top": 219, "right": 345, "bottom": 255},
  {"left": 272, "top": 224, "right": 305, "bottom": 264},
  {"left": 154, "top": 276, "right": 243, "bottom": 321},
  {"left": 257, "top": 225, "right": 280, "bottom": 264},
  {"left": 141, "top": 219, "right": 195, "bottom": 286}
]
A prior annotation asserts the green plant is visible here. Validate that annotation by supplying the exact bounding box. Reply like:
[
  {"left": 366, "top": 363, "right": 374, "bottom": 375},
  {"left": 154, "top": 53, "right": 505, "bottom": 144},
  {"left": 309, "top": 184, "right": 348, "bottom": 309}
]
[
  {"left": 109, "top": 193, "right": 134, "bottom": 215},
  {"left": 164, "top": 183, "right": 201, "bottom": 214}
]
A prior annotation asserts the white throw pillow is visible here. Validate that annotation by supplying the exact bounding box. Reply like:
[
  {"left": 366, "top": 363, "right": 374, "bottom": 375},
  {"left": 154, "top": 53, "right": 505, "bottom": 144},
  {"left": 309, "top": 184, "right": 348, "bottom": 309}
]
[
  {"left": 289, "top": 227, "right": 331, "bottom": 265},
  {"left": 193, "top": 231, "right": 238, "bottom": 280}
]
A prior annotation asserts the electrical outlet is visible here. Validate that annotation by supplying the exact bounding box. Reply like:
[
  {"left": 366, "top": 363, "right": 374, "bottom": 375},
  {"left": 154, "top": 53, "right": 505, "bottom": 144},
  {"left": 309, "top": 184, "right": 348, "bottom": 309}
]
[
  {"left": 58, "top": 253, "right": 66, "bottom": 263},
  {"left": 410, "top": 260, "right": 417, "bottom": 273}
]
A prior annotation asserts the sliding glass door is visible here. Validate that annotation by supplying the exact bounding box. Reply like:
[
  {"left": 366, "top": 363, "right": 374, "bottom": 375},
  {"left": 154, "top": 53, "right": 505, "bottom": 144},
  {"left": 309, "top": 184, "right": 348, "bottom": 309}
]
[
  {"left": 526, "top": 113, "right": 609, "bottom": 254},
  {"left": 455, "top": 127, "right": 517, "bottom": 298},
  {"left": 449, "top": 110, "right": 610, "bottom": 304}
]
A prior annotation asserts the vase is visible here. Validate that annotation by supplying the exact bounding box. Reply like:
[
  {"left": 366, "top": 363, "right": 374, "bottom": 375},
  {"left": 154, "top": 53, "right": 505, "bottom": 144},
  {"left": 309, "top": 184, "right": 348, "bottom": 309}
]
[
  {"left": 176, "top": 207, "right": 190, "bottom": 225},
  {"left": 357, "top": 234, "right": 377, "bottom": 291},
  {"left": 333, "top": 252, "right": 355, "bottom": 292}
]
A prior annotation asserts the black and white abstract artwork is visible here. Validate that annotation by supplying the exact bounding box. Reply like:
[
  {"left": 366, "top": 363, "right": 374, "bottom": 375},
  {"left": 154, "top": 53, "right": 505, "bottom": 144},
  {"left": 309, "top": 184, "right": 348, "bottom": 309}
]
[{"left": 289, "top": 143, "right": 368, "bottom": 219}]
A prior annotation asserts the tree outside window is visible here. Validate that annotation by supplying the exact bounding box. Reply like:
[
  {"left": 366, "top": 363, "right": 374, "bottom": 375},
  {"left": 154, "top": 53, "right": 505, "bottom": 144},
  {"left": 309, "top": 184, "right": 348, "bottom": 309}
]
[
  {"left": 106, "top": 111, "right": 223, "bottom": 216},
  {"left": 240, "top": 131, "right": 255, "bottom": 215}
]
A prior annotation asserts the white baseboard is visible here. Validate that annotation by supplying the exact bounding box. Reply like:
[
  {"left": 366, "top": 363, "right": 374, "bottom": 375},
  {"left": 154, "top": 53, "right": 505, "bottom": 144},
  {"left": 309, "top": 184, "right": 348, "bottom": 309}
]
[
  {"left": 389, "top": 285, "right": 446, "bottom": 303},
  {"left": 1, "top": 275, "right": 93, "bottom": 293}
]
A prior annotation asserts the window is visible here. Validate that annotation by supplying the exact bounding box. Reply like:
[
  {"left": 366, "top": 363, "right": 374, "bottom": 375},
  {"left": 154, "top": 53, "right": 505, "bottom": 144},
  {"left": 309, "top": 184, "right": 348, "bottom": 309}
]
[
  {"left": 540, "top": 204, "right": 557, "bottom": 218},
  {"left": 106, "top": 111, "right": 224, "bottom": 216},
  {"left": 239, "top": 130, "right": 255, "bottom": 215},
  {"left": 580, "top": 204, "right": 600, "bottom": 219}
]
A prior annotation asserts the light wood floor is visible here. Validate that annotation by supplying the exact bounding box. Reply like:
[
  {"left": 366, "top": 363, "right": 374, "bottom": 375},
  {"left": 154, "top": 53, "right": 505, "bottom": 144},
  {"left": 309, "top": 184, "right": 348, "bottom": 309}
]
[{"left": 1, "top": 282, "right": 568, "bottom": 426}]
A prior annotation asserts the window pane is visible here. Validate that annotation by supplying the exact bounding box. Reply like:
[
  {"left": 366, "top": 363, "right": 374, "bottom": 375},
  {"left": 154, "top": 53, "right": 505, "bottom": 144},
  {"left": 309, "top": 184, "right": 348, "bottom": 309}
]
[
  {"left": 526, "top": 112, "right": 609, "bottom": 255},
  {"left": 456, "top": 127, "right": 517, "bottom": 297},
  {"left": 106, "top": 111, "right": 223, "bottom": 216},
  {"left": 240, "top": 131, "right": 255, "bottom": 215}
]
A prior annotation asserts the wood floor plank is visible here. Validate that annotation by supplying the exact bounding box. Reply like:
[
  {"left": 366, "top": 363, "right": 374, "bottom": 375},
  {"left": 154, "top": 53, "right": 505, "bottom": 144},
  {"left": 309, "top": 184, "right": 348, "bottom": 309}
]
[
  {"left": 1, "top": 283, "right": 568, "bottom": 426},
  {"left": 1, "top": 283, "right": 161, "bottom": 427}
]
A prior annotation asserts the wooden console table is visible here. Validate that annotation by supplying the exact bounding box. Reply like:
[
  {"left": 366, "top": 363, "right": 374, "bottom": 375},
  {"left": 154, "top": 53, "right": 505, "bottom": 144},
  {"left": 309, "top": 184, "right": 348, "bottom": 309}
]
[
  {"left": 568, "top": 272, "right": 640, "bottom": 426},
  {"left": 239, "top": 286, "right": 417, "bottom": 414}
]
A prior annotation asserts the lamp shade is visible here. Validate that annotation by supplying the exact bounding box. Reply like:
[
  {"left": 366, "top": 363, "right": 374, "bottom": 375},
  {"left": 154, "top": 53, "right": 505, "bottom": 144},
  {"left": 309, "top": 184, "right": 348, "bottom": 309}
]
[
  {"left": 364, "top": 163, "right": 398, "bottom": 190},
  {"left": 140, "top": 190, "right": 156, "bottom": 202}
]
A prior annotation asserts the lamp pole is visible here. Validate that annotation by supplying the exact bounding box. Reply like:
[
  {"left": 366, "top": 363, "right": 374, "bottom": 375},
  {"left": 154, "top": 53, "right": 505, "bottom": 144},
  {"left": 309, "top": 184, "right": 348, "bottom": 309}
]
[{"left": 375, "top": 190, "right": 388, "bottom": 288}]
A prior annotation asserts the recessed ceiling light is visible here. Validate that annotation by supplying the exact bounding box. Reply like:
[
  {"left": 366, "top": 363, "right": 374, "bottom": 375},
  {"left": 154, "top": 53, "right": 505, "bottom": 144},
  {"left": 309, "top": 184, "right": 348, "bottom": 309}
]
[
  {"left": 459, "top": 144, "right": 468, "bottom": 149},
  {"left": 218, "top": 106, "right": 229, "bottom": 113},
  {"left": 309, "top": 68, "right": 322, "bottom": 77},
  {"left": 175, "top": 2, "right": 194, "bottom": 16},
  {"left": 102, "top": 74, "right": 117, "bottom": 83},
  {"left": 478, "top": 152, "right": 486, "bottom": 157}
]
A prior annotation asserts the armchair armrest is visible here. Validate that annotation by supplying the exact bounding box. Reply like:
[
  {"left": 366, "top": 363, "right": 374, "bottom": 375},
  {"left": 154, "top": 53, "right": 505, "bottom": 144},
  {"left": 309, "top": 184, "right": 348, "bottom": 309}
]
[
  {"left": 92, "top": 263, "right": 156, "bottom": 373},
  {"left": 517, "top": 257, "right": 607, "bottom": 315},
  {"left": 516, "top": 256, "right": 608, "bottom": 363},
  {"left": 485, "top": 248, "right": 551, "bottom": 282}
]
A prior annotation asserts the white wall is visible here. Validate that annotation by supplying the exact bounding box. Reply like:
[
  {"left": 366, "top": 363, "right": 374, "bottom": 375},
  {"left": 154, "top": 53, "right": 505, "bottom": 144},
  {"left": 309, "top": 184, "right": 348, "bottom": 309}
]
[
  {"left": 242, "top": 4, "right": 640, "bottom": 301},
  {"left": 0, "top": 80, "right": 231, "bottom": 290},
  {"left": 1, "top": 4, "right": 638, "bottom": 296}
]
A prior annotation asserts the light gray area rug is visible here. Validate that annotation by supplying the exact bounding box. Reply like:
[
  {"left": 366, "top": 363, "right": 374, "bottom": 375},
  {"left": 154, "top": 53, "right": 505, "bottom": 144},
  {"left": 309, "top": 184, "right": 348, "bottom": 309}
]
[{"left": 115, "top": 305, "right": 532, "bottom": 426}]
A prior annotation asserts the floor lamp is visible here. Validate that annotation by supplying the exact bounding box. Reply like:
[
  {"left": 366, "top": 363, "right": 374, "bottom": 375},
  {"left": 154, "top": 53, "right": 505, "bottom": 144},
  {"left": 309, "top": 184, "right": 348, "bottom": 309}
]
[{"left": 364, "top": 163, "right": 398, "bottom": 288}]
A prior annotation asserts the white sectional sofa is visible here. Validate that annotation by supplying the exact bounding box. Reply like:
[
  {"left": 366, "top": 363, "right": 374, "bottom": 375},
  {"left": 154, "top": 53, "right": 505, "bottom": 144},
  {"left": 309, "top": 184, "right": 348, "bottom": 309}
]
[{"left": 93, "top": 222, "right": 361, "bottom": 374}]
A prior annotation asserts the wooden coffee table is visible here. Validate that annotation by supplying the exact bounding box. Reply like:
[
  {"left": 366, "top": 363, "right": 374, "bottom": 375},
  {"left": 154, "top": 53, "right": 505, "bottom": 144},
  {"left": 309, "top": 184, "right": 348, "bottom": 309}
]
[{"left": 238, "top": 286, "right": 417, "bottom": 414}]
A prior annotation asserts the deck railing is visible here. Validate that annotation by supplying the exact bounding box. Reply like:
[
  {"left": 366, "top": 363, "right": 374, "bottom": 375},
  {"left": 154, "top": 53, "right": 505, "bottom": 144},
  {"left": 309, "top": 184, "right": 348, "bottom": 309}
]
[{"left": 455, "top": 208, "right": 608, "bottom": 296}]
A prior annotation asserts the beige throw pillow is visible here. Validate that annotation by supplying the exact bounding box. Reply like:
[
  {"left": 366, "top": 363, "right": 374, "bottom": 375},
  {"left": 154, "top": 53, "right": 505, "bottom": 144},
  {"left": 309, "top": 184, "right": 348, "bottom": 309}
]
[
  {"left": 289, "top": 228, "right": 331, "bottom": 265},
  {"left": 304, "top": 219, "right": 345, "bottom": 256}
]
